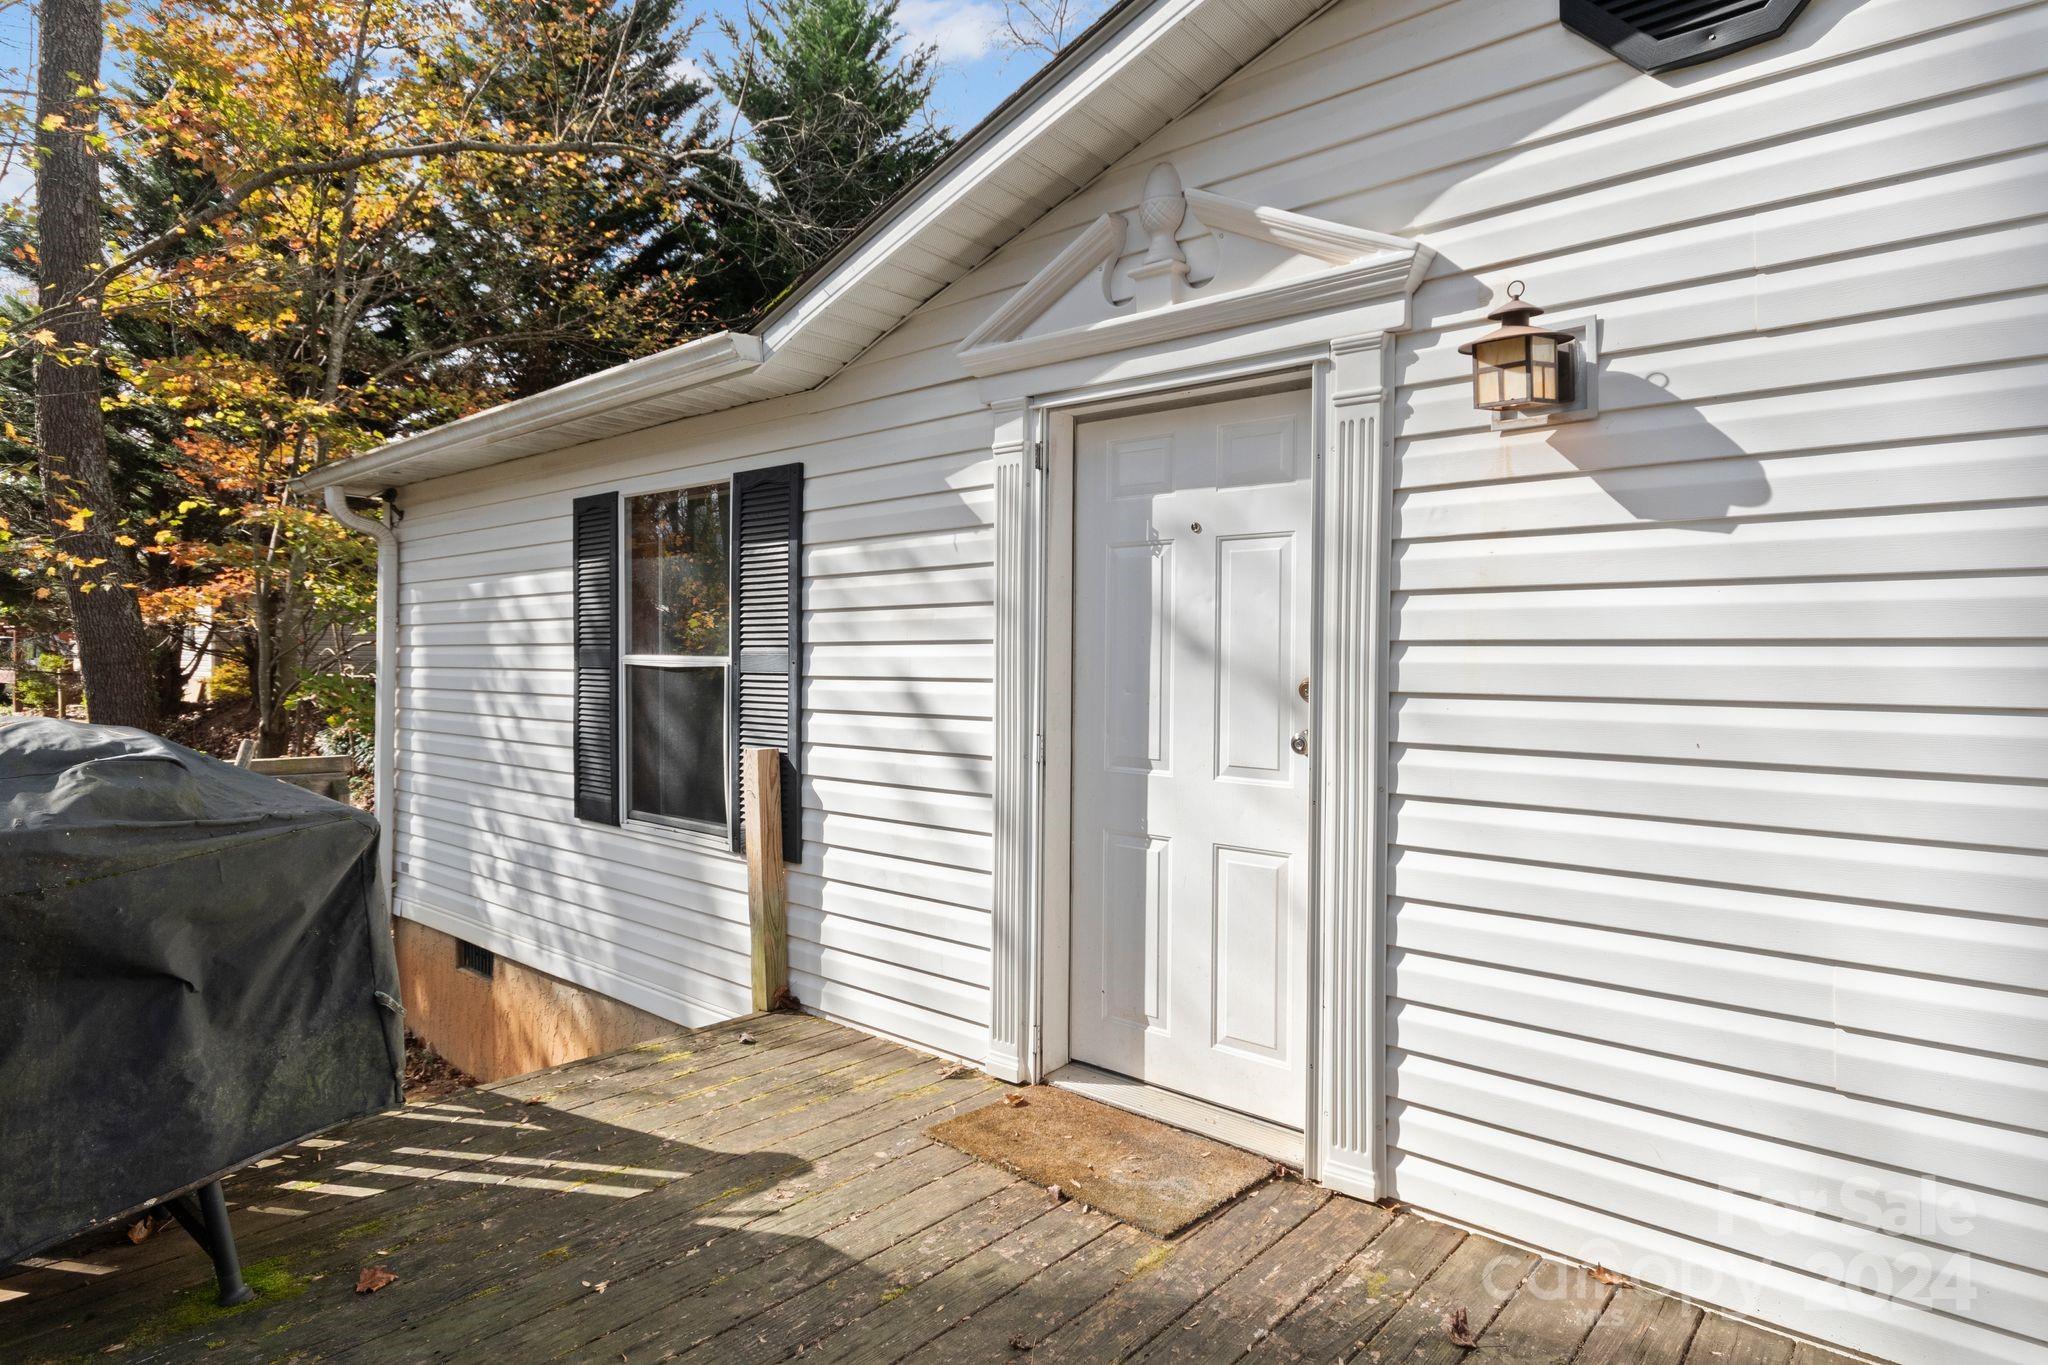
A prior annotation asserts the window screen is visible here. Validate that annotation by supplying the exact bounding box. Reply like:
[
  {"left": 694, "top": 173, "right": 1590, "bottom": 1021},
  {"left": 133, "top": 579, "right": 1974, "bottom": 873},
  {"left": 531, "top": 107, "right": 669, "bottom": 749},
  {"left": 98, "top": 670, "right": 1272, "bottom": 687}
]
[{"left": 624, "top": 485, "right": 730, "bottom": 828}]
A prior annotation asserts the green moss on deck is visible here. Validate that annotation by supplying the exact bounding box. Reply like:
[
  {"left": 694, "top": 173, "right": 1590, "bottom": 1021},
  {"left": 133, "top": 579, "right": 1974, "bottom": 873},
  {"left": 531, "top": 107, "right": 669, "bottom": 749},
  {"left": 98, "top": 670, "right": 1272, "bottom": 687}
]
[
  {"left": 127, "top": 1257, "right": 307, "bottom": 1345},
  {"left": 1125, "top": 1245, "right": 1174, "bottom": 1280}
]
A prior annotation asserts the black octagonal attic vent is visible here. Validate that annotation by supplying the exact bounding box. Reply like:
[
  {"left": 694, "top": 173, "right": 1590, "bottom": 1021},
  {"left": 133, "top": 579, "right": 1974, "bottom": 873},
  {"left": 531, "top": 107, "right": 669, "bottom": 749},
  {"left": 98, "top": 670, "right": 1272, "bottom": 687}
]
[{"left": 1563, "top": 0, "right": 1813, "bottom": 73}]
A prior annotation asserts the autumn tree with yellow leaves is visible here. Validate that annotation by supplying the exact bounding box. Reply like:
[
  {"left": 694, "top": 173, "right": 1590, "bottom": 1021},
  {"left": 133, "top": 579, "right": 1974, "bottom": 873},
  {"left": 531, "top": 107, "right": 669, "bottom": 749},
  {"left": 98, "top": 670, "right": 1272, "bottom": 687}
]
[
  {"left": 1, "top": 0, "right": 745, "bottom": 749},
  {"left": 1, "top": 0, "right": 950, "bottom": 757}
]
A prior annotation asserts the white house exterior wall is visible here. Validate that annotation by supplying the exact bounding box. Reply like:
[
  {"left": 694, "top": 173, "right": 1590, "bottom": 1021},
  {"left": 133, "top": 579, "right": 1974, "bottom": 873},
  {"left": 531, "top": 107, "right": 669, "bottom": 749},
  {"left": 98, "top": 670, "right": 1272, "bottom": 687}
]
[{"left": 387, "top": 2, "right": 2048, "bottom": 1361}]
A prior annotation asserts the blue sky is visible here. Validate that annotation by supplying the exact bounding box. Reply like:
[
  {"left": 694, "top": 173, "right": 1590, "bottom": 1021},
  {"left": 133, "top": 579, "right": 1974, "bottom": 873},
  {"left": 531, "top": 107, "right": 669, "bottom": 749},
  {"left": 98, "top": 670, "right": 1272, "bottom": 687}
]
[
  {"left": 691, "top": 0, "right": 1095, "bottom": 136},
  {"left": 0, "top": 0, "right": 1097, "bottom": 213}
]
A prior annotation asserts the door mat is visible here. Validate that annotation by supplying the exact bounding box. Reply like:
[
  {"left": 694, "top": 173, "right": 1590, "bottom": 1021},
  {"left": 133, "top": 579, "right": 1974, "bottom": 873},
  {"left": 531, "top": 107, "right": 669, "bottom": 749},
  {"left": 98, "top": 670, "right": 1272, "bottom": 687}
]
[{"left": 927, "top": 1085, "right": 1274, "bottom": 1237}]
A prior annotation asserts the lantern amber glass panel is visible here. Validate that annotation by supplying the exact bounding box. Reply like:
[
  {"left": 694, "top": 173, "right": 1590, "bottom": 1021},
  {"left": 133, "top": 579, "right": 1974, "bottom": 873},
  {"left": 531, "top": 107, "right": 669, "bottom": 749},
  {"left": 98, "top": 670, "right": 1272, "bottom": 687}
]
[{"left": 1462, "top": 282, "right": 1575, "bottom": 418}]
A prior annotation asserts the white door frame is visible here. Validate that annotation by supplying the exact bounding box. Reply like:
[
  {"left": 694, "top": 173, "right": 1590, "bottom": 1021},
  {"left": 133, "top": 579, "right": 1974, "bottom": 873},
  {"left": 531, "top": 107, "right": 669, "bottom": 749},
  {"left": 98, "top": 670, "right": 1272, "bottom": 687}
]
[
  {"left": 1045, "top": 374, "right": 1320, "bottom": 1164},
  {"left": 972, "top": 278, "right": 1415, "bottom": 1199}
]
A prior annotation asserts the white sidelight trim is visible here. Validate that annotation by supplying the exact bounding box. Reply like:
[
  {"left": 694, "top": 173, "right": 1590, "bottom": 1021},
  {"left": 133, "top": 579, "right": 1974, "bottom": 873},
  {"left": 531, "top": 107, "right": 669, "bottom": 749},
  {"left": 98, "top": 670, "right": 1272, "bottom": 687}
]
[
  {"left": 970, "top": 167, "right": 1423, "bottom": 1193},
  {"left": 1313, "top": 334, "right": 1396, "bottom": 1201},
  {"left": 985, "top": 397, "right": 1042, "bottom": 1085}
]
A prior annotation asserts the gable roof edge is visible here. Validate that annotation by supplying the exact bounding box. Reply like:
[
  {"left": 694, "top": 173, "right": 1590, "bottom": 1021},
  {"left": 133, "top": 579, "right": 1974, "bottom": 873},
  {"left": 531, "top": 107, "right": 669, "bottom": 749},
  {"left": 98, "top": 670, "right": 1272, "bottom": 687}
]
[{"left": 302, "top": 0, "right": 1329, "bottom": 495}]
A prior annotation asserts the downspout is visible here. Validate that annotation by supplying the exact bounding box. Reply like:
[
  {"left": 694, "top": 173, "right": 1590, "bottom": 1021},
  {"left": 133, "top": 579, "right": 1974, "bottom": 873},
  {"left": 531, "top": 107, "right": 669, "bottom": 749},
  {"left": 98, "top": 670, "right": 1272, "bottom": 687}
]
[{"left": 323, "top": 486, "right": 399, "bottom": 903}]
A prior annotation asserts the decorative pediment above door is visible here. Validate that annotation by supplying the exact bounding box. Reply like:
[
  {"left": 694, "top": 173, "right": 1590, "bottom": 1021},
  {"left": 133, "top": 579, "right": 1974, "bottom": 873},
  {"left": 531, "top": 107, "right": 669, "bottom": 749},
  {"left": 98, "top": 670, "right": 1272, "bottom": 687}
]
[{"left": 957, "top": 163, "right": 1431, "bottom": 378}]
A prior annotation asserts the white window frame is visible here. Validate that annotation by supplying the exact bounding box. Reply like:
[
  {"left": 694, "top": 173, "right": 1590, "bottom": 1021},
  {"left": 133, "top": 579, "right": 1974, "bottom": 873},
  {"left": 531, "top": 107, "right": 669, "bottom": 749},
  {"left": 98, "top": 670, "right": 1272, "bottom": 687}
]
[{"left": 618, "top": 482, "right": 732, "bottom": 838}]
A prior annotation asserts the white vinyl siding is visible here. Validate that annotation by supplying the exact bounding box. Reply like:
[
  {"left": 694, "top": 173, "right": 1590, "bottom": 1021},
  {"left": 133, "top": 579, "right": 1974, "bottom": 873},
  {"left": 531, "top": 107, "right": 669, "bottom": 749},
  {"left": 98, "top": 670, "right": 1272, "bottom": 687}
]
[
  {"left": 385, "top": 2, "right": 2046, "bottom": 1361},
  {"left": 392, "top": 411, "right": 999, "bottom": 1059},
  {"left": 1350, "top": 2, "right": 2048, "bottom": 1361}
]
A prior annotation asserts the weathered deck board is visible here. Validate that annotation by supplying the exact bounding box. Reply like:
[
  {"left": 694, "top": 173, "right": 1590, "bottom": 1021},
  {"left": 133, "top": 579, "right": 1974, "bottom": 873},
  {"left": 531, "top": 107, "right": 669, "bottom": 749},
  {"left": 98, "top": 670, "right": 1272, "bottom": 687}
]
[
  {"left": 1032, "top": 1182, "right": 1330, "bottom": 1364},
  {"left": 488, "top": 1136, "right": 971, "bottom": 1357},
  {"left": 1252, "top": 1210, "right": 1466, "bottom": 1361},
  {"left": 1483, "top": 1263, "right": 1616, "bottom": 1365},
  {"left": 1129, "top": 1196, "right": 1392, "bottom": 1365},
  {"left": 680, "top": 1178, "right": 1058, "bottom": 1364},
  {"left": 1361, "top": 1231, "right": 1537, "bottom": 1365},
  {"left": 19, "top": 1012, "right": 831, "bottom": 1327},
  {"left": 2, "top": 1015, "right": 1850, "bottom": 1364},
  {"left": 903, "top": 1215, "right": 1158, "bottom": 1360},
  {"left": 1579, "top": 1285, "right": 1708, "bottom": 1365},
  {"left": 1688, "top": 1311, "right": 1797, "bottom": 1365},
  {"left": 793, "top": 1199, "right": 1115, "bottom": 1365}
]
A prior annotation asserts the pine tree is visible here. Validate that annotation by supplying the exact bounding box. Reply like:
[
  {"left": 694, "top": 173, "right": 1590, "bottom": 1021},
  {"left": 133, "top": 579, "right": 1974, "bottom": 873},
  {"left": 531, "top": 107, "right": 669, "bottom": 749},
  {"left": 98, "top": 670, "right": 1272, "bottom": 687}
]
[
  {"left": 709, "top": 0, "right": 952, "bottom": 305},
  {"left": 416, "top": 0, "right": 736, "bottom": 397}
]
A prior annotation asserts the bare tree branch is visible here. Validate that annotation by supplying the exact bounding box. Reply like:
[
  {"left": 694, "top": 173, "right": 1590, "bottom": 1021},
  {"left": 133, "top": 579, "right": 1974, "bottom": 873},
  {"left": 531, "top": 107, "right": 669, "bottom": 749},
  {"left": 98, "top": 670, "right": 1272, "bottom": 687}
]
[{"left": 1000, "top": 0, "right": 1106, "bottom": 57}]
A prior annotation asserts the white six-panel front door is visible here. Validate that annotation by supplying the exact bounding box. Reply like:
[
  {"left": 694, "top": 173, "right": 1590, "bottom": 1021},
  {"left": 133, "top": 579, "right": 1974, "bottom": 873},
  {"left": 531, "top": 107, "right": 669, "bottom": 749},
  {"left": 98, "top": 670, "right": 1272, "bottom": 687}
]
[{"left": 1068, "top": 390, "right": 1314, "bottom": 1127}]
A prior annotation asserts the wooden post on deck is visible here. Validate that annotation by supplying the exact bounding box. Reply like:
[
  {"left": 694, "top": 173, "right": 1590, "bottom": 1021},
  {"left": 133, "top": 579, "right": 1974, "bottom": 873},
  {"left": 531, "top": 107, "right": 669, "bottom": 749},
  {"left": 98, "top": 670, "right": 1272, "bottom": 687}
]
[{"left": 743, "top": 746, "right": 790, "bottom": 1012}]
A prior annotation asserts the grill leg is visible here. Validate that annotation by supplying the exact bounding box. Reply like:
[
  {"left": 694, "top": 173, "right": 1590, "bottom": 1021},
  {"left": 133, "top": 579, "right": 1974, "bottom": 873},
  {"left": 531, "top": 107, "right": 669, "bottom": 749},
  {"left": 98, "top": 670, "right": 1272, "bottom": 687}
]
[{"left": 166, "top": 1180, "right": 256, "bottom": 1307}]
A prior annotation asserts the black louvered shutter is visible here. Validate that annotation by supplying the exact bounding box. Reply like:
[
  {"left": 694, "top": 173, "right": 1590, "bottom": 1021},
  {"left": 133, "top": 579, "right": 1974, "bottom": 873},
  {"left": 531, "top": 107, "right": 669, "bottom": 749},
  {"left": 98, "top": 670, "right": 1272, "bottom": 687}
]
[
  {"left": 572, "top": 491, "right": 622, "bottom": 825},
  {"left": 1561, "top": 0, "right": 1810, "bottom": 73},
  {"left": 729, "top": 464, "right": 803, "bottom": 861}
]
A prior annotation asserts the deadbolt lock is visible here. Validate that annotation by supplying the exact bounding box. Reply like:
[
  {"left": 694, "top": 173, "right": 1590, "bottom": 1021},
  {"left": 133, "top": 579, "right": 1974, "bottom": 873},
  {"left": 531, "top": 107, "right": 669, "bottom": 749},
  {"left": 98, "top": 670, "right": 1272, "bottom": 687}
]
[{"left": 1297, "top": 677, "right": 1311, "bottom": 701}]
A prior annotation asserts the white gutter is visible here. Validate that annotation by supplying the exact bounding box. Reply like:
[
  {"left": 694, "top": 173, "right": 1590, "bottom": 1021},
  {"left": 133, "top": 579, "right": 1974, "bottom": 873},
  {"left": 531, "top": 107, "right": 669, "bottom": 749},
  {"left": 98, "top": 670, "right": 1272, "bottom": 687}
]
[
  {"left": 299, "top": 331, "right": 768, "bottom": 495},
  {"left": 323, "top": 486, "right": 400, "bottom": 903}
]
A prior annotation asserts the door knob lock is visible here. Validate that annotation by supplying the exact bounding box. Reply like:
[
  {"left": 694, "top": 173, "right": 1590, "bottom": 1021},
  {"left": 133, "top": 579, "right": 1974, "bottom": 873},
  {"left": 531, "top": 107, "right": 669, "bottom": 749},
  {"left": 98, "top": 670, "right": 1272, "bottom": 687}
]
[{"left": 1290, "top": 730, "right": 1310, "bottom": 755}]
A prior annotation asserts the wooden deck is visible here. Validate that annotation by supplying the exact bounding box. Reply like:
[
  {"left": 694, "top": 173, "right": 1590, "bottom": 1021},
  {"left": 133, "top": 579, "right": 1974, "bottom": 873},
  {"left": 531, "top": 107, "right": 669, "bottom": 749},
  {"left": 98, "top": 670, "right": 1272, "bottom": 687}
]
[{"left": 2, "top": 1013, "right": 1865, "bottom": 1364}]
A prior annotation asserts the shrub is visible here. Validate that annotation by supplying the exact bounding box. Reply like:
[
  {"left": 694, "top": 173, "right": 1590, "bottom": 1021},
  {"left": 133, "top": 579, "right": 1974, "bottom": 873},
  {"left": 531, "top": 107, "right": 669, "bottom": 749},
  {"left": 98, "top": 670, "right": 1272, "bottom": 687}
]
[
  {"left": 14, "top": 653, "right": 68, "bottom": 712},
  {"left": 210, "top": 656, "right": 252, "bottom": 703}
]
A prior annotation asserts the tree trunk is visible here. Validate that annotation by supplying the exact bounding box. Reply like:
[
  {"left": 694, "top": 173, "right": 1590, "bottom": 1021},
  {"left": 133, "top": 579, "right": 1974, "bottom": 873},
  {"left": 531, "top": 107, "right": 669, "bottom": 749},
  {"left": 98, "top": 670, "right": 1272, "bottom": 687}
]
[
  {"left": 35, "top": 0, "right": 157, "bottom": 730},
  {"left": 252, "top": 587, "right": 278, "bottom": 755},
  {"left": 152, "top": 623, "right": 187, "bottom": 716}
]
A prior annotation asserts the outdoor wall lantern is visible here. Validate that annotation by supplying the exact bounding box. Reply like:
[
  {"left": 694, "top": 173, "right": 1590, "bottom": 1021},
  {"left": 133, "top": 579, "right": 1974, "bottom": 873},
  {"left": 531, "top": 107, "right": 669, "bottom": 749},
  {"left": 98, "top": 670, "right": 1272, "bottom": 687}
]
[{"left": 1461, "top": 281, "right": 1578, "bottom": 418}]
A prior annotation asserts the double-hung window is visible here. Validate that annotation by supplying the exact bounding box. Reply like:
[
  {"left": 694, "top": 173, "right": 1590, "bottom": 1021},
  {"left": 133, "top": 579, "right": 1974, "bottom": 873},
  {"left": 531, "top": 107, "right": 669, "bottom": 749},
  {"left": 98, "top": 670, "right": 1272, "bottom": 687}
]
[
  {"left": 623, "top": 483, "right": 730, "bottom": 831},
  {"left": 571, "top": 463, "right": 801, "bottom": 859}
]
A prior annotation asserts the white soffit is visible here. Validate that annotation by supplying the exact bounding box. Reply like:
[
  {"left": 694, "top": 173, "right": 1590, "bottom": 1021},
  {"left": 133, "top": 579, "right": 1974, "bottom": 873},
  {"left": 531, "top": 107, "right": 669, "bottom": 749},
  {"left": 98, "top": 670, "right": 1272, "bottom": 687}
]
[{"left": 301, "top": 0, "right": 1326, "bottom": 495}]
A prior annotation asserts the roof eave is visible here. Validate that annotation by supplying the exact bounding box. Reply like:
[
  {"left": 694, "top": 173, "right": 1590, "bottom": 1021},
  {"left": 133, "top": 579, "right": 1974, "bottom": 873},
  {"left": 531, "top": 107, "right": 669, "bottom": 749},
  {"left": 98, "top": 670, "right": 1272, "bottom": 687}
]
[
  {"left": 299, "top": 0, "right": 1326, "bottom": 497},
  {"left": 297, "top": 331, "right": 768, "bottom": 496},
  {"left": 293, "top": 2, "right": 1170, "bottom": 501}
]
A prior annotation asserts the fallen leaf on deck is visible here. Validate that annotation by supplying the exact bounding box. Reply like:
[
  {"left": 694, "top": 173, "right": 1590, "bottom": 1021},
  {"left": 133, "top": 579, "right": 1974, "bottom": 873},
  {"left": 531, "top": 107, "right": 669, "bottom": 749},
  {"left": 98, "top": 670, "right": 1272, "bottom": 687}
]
[
  {"left": 738, "top": 1031, "right": 757, "bottom": 1045},
  {"left": 582, "top": 1279, "right": 610, "bottom": 1293},
  {"left": 1008, "top": 1334, "right": 1033, "bottom": 1350},
  {"left": 1047, "top": 1184, "right": 1064, "bottom": 1203},
  {"left": 126, "top": 1218, "right": 155, "bottom": 1244},
  {"left": 1589, "top": 1265, "right": 1626, "bottom": 1286},
  {"left": 354, "top": 1266, "right": 398, "bottom": 1295},
  {"left": 1444, "top": 1306, "right": 1480, "bottom": 1349}
]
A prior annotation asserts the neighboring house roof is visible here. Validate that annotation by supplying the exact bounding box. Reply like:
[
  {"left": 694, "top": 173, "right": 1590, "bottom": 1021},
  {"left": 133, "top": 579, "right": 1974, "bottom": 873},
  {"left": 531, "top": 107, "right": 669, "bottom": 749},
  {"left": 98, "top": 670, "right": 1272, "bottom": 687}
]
[{"left": 301, "top": 0, "right": 1329, "bottom": 496}]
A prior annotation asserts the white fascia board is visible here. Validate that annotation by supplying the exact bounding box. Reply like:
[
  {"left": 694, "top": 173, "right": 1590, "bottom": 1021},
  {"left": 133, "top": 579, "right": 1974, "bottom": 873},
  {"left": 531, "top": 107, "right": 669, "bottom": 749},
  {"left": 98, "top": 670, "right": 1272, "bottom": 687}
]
[
  {"left": 301, "top": 0, "right": 1297, "bottom": 496},
  {"left": 297, "top": 331, "right": 767, "bottom": 494},
  {"left": 756, "top": 0, "right": 1207, "bottom": 350}
]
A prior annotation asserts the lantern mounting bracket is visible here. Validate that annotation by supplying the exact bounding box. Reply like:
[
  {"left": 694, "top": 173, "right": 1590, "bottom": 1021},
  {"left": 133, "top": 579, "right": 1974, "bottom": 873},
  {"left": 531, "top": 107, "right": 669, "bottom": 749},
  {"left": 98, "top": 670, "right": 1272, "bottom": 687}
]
[{"left": 1492, "top": 309, "right": 1601, "bottom": 433}]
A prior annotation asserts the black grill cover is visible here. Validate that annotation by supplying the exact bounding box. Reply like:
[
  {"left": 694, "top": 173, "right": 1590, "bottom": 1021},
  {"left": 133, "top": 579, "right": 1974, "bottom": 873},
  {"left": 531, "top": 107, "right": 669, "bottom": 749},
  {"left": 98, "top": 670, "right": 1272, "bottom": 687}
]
[{"left": 0, "top": 719, "right": 404, "bottom": 1262}]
